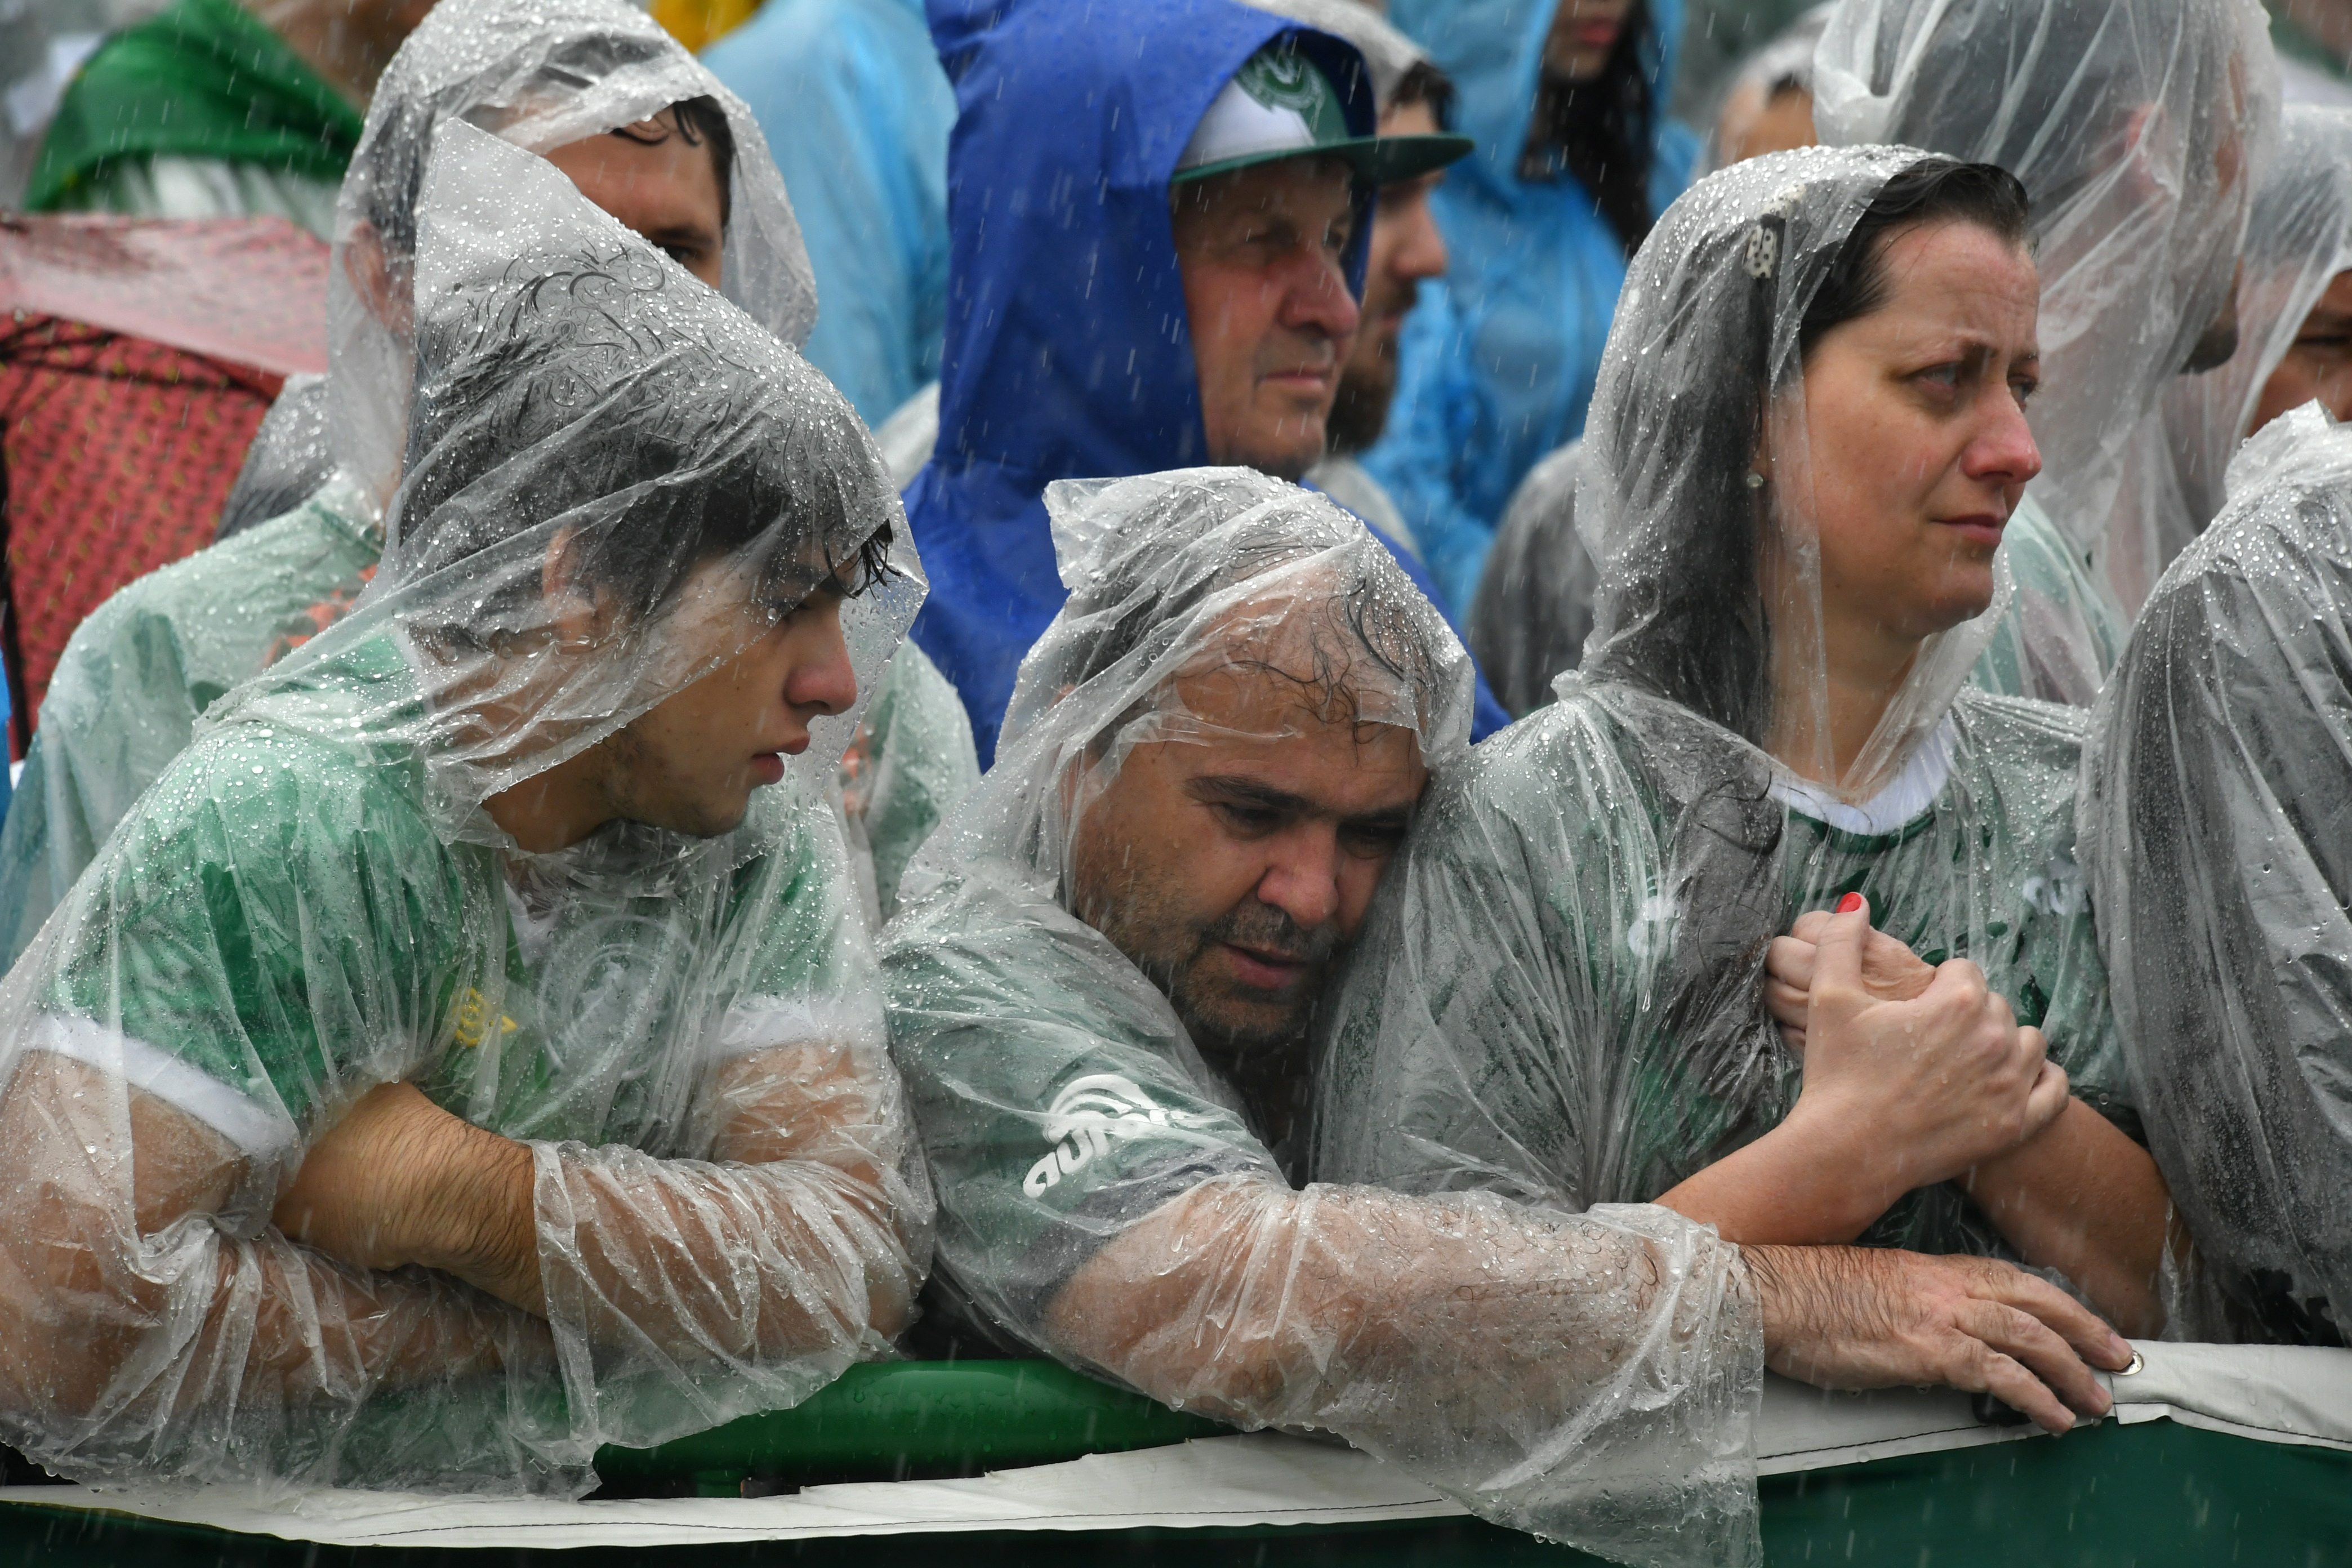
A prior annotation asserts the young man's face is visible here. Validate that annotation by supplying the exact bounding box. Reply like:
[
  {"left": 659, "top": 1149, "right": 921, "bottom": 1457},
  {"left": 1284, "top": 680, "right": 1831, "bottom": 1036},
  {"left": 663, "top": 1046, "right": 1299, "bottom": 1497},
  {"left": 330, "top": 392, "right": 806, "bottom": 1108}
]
[
  {"left": 1067, "top": 655, "right": 1427, "bottom": 1067},
  {"left": 595, "top": 560, "right": 860, "bottom": 838},
  {"left": 1172, "top": 155, "right": 1362, "bottom": 480},
  {"left": 542, "top": 108, "right": 727, "bottom": 288},
  {"left": 1327, "top": 100, "right": 1450, "bottom": 456}
]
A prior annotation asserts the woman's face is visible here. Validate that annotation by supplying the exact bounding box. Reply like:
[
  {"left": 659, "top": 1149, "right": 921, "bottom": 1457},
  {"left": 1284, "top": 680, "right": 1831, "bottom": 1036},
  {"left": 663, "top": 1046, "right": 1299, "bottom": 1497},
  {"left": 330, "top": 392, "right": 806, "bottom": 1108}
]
[
  {"left": 1542, "top": 0, "right": 1633, "bottom": 82},
  {"left": 1787, "top": 219, "right": 2043, "bottom": 647}
]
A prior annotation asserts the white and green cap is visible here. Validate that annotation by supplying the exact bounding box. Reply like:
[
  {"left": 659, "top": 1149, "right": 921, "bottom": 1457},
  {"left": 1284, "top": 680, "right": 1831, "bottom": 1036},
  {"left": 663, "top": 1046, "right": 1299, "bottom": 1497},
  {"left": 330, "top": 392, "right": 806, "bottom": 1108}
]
[{"left": 1172, "top": 40, "right": 1471, "bottom": 187}]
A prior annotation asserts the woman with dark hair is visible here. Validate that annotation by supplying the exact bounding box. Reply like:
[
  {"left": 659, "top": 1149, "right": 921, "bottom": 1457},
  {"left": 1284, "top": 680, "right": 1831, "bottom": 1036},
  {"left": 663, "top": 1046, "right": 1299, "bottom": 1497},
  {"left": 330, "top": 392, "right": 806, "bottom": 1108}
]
[
  {"left": 1357, "top": 0, "right": 1699, "bottom": 616},
  {"left": 1318, "top": 146, "right": 2172, "bottom": 1340}
]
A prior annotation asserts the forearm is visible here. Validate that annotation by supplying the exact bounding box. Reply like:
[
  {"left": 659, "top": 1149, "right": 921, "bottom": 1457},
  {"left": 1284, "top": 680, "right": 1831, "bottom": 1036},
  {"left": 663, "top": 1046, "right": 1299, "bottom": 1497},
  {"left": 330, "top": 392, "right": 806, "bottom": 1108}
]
[
  {"left": 0, "top": 1062, "right": 547, "bottom": 1481},
  {"left": 1963, "top": 1098, "right": 2169, "bottom": 1335},
  {"left": 1045, "top": 1177, "right": 1758, "bottom": 1440},
  {"left": 534, "top": 1141, "right": 924, "bottom": 1365},
  {"left": 1653, "top": 1116, "right": 1895, "bottom": 1245}
]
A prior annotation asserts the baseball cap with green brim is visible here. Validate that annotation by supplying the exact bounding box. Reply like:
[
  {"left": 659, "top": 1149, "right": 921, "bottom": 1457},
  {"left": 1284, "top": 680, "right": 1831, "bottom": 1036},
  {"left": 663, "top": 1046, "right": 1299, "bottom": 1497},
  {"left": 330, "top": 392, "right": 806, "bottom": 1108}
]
[{"left": 1171, "top": 41, "right": 1472, "bottom": 188}]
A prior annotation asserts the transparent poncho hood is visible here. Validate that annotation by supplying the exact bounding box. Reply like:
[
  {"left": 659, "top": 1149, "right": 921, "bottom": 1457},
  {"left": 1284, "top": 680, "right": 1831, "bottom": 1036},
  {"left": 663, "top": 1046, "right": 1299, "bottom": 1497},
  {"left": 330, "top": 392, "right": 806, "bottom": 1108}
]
[
  {"left": 327, "top": 0, "right": 821, "bottom": 510},
  {"left": 2135, "top": 105, "right": 2352, "bottom": 585},
  {"left": 1577, "top": 143, "right": 2009, "bottom": 800},
  {"left": 902, "top": 466, "right": 1475, "bottom": 908},
  {"left": 1815, "top": 0, "right": 2282, "bottom": 554},
  {"left": 215, "top": 122, "right": 919, "bottom": 841}
]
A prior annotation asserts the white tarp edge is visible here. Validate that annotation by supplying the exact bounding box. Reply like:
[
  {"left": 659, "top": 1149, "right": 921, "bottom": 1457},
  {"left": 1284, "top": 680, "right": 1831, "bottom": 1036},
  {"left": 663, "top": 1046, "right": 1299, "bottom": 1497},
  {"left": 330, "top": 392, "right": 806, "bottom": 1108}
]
[{"left": 3, "top": 1340, "right": 2347, "bottom": 1547}]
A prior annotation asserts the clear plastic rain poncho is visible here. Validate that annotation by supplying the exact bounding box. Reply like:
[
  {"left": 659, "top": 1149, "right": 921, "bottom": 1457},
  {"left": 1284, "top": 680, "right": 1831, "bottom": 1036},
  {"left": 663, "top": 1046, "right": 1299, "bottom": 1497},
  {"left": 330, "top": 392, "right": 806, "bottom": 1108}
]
[
  {"left": 1316, "top": 148, "right": 2128, "bottom": 1299},
  {"left": 326, "top": 0, "right": 816, "bottom": 511},
  {"left": 1814, "top": 0, "right": 2282, "bottom": 703},
  {"left": 2082, "top": 403, "right": 2352, "bottom": 1346},
  {"left": 2104, "top": 105, "right": 2352, "bottom": 611},
  {"left": 0, "top": 123, "right": 930, "bottom": 1495},
  {"left": 1467, "top": 438, "right": 1598, "bottom": 717},
  {"left": 0, "top": 0, "right": 976, "bottom": 958},
  {"left": 881, "top": 468, "right": 1762, "bottom": 1567}
]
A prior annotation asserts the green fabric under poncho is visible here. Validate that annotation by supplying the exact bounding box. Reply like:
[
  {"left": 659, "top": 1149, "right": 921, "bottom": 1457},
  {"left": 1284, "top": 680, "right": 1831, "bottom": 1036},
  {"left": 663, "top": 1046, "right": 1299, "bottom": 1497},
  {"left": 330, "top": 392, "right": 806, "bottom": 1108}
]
[
  {"left": 28, "top": 0, "right": 362, "bottom": 228},
  {"left": 0, "top": 118, "right": 930, "bottom": 1496},
  {"left": 1313, "top": 677, "right": 2126, "bottom": 1258},
  {"left": 1967, "top": 494, "right": 2129, "bottom": 708},
  {"left": 1315, "top": 144, "right": 2131, "bottom": 1269}
]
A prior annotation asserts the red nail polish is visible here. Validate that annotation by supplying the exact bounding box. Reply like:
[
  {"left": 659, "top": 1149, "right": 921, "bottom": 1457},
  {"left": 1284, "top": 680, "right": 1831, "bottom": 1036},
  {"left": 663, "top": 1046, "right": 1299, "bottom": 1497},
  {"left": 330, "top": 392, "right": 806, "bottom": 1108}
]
[{"left": 1836, "top": 892, "right": 1864, "bottom": 914}]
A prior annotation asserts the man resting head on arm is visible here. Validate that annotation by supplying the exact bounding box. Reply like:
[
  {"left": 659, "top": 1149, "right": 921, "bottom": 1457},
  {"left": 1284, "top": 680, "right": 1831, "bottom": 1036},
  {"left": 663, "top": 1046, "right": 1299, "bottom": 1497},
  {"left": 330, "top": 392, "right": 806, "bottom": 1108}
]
[
  {"left": 0, "top": 124, "right": 929, "bottom": 1496},
  {"left": 882, "top": 467, "right": 2121, "bottom": 1567}
]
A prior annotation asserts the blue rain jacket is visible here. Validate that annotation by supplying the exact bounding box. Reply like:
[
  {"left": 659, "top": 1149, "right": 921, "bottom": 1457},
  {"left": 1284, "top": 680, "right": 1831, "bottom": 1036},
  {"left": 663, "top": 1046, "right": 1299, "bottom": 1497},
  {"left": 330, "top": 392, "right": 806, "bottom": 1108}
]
[
  {"left": 703, "top": 0, "right": 954, "bottom": 425},
  {"left": 906, "top": 0, "right": 1507, "bottom": 764},
  {"left": 1363, "top": 0, "right": 1697, "bottom": 613}
]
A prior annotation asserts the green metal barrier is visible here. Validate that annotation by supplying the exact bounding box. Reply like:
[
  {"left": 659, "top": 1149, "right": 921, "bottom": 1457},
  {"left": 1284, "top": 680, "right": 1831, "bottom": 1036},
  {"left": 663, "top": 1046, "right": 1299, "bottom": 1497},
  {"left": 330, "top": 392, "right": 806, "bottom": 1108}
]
[
  {"left": 3, "top": 1392, "right": 2348, "bottom": 1564},
  {"left": 593, "top": 1360, "right": 1233, "bottom": 1493}
]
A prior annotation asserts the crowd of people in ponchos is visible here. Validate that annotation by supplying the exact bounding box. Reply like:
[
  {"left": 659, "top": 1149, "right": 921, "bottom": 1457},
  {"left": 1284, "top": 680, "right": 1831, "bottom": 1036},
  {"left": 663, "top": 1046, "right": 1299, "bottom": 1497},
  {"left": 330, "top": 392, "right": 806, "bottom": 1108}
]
[{"left": 1, "top": 0, "right": 2351, "bottom": 1561}]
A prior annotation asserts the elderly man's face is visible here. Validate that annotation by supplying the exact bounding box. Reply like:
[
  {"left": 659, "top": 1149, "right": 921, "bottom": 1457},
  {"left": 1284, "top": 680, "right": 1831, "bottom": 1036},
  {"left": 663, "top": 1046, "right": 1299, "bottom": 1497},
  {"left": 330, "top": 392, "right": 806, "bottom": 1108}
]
[
  {"left": 1173, "top": 155, "right": 1362, "bottom": 480},
  {"left": 1068, "top": 661, "right": 1427, "bottom": 1064}
]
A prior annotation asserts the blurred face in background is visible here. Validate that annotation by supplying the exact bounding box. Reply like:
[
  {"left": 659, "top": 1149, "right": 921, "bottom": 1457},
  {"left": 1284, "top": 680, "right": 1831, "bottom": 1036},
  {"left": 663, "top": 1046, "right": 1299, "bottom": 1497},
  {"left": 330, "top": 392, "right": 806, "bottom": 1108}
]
[
  {"left": 1714, "top": 80, "right": 1817, "bottom": 170},
  {"left": 1326, "top": 99, "right": 1450, "bottom": 456},
  {"left": 1542, "top": 0, "right": 1633, "bottom": 82},
  {"left": 2249, "top": 270, "right": 2352, "bottom": 434}
]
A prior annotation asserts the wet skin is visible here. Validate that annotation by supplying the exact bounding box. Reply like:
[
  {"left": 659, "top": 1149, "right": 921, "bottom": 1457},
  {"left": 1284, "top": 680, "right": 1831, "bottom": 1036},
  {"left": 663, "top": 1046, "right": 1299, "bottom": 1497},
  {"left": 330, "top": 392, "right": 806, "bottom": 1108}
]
[
  {"left": 1067, "top": 662, "right": 1426, "bottom": 1131},
  {"left": 542, "top": 108, "right": 727, "bottom": 288},
  {"left": 2249, "top": 268, "right": 2352, "bottom": 433},
  {"left": 1172, "top": 155, "right": 1362, "bottom": 481},
  {"left": 1328, "top": 100, "right": 1451, "bottom": 455}
]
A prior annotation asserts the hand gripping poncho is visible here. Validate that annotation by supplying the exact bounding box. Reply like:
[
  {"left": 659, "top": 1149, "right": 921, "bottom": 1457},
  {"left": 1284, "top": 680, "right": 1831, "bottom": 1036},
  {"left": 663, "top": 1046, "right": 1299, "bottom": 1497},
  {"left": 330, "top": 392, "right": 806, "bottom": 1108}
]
[
  {"left": 2104, "top": 105, "right": 2352, "bottom": 611},
  {"left": 1814, "top": 0, "right": 2282, "bottom": 701},
  {"left": 0, "top": 124, "right": 930, "bottom": 1496},
  {"left": 881, "top": 467, "right": 1761, "bottom": 1567},
  {"left": 1316, "top": 146, "right": 2127, "bottom": 1378},
  {"left": 2082, "top": 403, "right": 2352, "bottom": 1346}
]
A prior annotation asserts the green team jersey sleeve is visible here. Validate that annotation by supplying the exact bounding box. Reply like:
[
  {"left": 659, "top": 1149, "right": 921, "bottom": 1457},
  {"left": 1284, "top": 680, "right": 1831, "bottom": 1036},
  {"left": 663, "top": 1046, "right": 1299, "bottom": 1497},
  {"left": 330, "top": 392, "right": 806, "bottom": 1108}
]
[
  {"left": 712, "top": 777, "right": 893, "bottom": 1062},
  {"left": 34, "top": 698, "right": 483, "bottom": 1184},
  {"left": 0, "top": 478, "right": 381, "bottom": 965},
  {"left": 881, "top": 865, "right": 1278, "bottom": 1343}
]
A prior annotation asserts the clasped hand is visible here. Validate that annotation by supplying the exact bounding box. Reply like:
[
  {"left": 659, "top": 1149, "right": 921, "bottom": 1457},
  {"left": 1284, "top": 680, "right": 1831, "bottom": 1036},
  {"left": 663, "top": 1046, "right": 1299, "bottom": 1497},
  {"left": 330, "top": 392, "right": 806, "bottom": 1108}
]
[{"left": 1768, "top": 897, "right": 2069, "bottom": 1199}]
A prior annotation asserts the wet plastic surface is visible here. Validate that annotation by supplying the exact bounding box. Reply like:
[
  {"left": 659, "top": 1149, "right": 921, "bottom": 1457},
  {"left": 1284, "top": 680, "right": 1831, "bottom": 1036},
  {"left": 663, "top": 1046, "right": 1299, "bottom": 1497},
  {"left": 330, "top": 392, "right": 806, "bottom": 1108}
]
[{"left": 1, "top": 1419, "right": 2344, "bottom": 1566}]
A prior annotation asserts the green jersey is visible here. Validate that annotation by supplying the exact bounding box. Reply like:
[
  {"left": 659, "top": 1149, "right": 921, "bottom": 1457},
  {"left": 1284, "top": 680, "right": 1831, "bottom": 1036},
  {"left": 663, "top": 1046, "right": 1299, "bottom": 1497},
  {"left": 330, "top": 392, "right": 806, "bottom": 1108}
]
[
  {"left": 0, "top": 476, "right": 380, "bottom": 965},
  {"left": 35, "top": 632, "right": 876, "bottom": 1169},
  {"left": 1315, "top": 679, "right": 2123, "bottom": 1259},
  {"left": 882, "top": 865, "right": 1277, "bottom": 1342},
  {"left": 1970, "top": 493, "right": 2130, "bottom": 707}
]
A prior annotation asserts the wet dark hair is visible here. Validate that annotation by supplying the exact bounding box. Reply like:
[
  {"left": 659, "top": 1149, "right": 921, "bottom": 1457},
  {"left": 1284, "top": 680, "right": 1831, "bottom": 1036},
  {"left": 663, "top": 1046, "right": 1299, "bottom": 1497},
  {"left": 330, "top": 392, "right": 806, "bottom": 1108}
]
[
  {"left": 1052, "top": 482, "right": 1451, "bottom": 739},
  {"left": 1799, "top": 159, "right": 2030, "bottom": 359},
  {"left": 1586, "top": 156, "right": 2031, "bottom": 745},
  {"left": 362, "top": 33, "right": 735, "bottom": 279},
  {"left": 616, "top": 93, "right": 735, "bottom": 231},
  {"left": 392, "top": 251, "right": 894, "bottom": 649},
  {"left": 1529, "top": 0, "right": 1659, "bottom": 254},
  {"left": 1391, "top": 60, "right": 1456, "bottom": 130}
]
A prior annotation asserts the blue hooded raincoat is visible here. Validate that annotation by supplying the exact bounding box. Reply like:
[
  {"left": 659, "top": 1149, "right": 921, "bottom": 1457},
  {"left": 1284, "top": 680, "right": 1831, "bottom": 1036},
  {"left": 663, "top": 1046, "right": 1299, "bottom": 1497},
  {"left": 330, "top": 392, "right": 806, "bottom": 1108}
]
[
  {"left": 1362, "top": 0, "right": 1696, "bottom": 613},
  {"left": 702, "top": 0, "right": 954, "bottom": 425},
  {"left": 904, "top": 0, "right": 1508, "bottom": 764}
]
